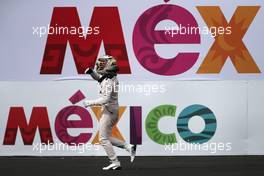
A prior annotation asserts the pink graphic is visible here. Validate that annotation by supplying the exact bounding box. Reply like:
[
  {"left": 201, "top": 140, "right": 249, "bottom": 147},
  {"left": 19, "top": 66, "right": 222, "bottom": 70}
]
[
  {"left": 69, "top": 90, "right": 86, "bottom": 104},
  {"left": 55, "top": 105, "right": 93, "bottom": 145},
  {"left": 133, "top": 4, "right": 200, "bottom": 76}
]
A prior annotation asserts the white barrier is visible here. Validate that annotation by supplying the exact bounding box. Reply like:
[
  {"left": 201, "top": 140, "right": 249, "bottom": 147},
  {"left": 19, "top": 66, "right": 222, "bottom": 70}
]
[{"left": 0, "top": 81, "right": 261, "bottom": 156}]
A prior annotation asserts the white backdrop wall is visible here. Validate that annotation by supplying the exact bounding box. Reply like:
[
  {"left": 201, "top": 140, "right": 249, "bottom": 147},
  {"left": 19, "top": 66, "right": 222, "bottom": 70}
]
[{"left": 0, "top": 0, "right": 264, "bottom": 80}]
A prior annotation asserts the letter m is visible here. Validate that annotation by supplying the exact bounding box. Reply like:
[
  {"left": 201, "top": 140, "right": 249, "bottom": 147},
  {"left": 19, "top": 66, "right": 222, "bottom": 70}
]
[
  {"left": 40, "top": 7, "right": 131, "bottom": 74},
  {"left": 3, "top": 107, "right": 53, "bottom": 145}
]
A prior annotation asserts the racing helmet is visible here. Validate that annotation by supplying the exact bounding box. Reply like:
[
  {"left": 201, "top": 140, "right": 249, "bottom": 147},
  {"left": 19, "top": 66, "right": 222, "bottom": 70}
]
[{"left": 95, "top": 55, "right": 119, "bottom": 75}]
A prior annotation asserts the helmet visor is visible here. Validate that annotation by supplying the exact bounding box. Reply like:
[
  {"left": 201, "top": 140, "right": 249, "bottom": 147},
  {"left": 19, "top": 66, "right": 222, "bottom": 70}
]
[{"left": 96, "top": 58, "right": 107, "bottom": 72}]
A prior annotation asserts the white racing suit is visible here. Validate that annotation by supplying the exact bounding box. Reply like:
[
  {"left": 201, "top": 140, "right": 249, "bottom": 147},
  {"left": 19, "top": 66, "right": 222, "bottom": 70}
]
[{"left": 84, "top": 70, "right": 128, "bottom": 162}]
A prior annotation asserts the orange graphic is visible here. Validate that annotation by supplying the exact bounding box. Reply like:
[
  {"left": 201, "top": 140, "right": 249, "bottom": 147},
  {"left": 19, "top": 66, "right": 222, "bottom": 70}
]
[
  {"left": 197, "top": 6, "right": 261, "bottom": 73},
  {"left": 91, "top": 106, "right": 126, "bottom": 144}
]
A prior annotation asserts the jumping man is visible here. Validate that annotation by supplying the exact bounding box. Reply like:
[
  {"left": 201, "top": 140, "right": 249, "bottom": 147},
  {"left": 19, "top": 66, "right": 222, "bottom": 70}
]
[{"left": 83, "top": 55, "right": 136, "bottom": 170}]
